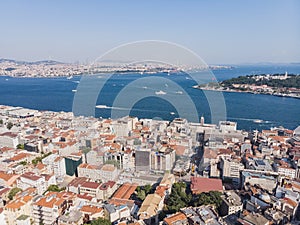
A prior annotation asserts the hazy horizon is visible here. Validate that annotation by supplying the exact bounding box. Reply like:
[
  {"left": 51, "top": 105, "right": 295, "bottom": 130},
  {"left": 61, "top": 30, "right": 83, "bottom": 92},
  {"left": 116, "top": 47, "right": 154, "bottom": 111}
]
[
  {"left": 1, "top": 57, "right": 300, "bottom": 66},
  {"left": 1, "top": 0, "right": 299, "bottom": 64}
]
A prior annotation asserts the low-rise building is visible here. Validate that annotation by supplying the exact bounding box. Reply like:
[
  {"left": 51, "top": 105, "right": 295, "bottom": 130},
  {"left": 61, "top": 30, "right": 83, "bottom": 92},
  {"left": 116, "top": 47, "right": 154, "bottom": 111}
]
[
  {"left": 17, "top": 172, "right": 56, "bottom": 195},
  {"left": 79, "top": 182, "right": 102, "bottom": 200},
  {"left": 138, "top": 193, "right": 163, "bottom": 224},
  {"left": 4, "top": 195, "right": 33, "bottom": 225},
  {"left": 238, "top": 212, "right": 269, "bottom": 225},
  {"left": 78, "top": 163, "right": 101, "bottom": 181},
  {"left": 58, "top": 210, "right": 83, "bottom": 225},
  {"left": 219, "top": 191, "right": 243, "bottom": 216},
  {"left": 32, "top": 195, "right": 68, "bottom": 225},
  {"left": 241, "top": 171, "right": 277, "bottom": 192},
  {"left": 163, "top": 212, "right": 188, "bottom": 225},
  {"left": 80, "top": 205, "right": 104, "bottom": 224},
  {"left": 104, "top": 204, "right": 131, "bottom": 223},
  {"left": 181, "top": 206, "right": 222, "bottom": 225},
  {"left": 0, "top": 132, "right": 19, "bottom": 148},
  {"left": 100, "top": 164, "right": 118, "bottom": 182},
  {"left": 0, "top": 171, "right": 19, "bottom": 186}
]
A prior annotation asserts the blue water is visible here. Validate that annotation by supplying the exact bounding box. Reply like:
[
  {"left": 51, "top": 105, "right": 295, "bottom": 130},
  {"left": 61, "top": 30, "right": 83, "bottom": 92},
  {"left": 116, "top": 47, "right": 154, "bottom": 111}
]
[{"left": 0, "top": 64, "right": 299, "bottom": 131}]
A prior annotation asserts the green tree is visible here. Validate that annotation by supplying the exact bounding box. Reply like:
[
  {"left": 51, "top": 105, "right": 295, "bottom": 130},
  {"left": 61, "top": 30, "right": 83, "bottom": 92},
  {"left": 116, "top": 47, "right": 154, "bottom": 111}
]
[
  {"left": 8, "top": 187, "right": 22, "bottom": 200},
  {"left": 46, "top": 185, "right": 62, "bottom": 192},
  {"left": 137, "top": 189, "right": 146, "bottom": 201},
  {"left": 165, "top": 182, "right": 191, "bottom": 213},
  {"left": 18, "top": 161, "right": 27, "bottom": 166},
  {"left": 0, "top": 119, "right": 3, "bottom": 125},
  {"left": 16, "top": 144, "right": 24, "bottom": 149},
  {"left": 32, "top": 152, "right": 52, "bottom": 165},
  {"left": 32, "top": 157, "right": 42, "bottom": 165},
  {"left": 144, "top": 184, "right": 152, "bottom": 195},
  {"left": 88, "top": 218, "right": 111, "bottom": 225},
  {"left": 7, "top": 122, "right": 13, "bottom": 130},
  {"left": 193, "top": 191, "right": 222, "bottom": 208}
]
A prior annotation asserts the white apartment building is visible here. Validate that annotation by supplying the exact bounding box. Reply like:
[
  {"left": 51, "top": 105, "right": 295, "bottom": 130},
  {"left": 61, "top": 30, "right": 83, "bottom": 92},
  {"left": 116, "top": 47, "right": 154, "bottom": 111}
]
[
  {"left": 32, "top": 195, "right": 67, "bottom": 225},
  {"left": 86, "top": 150, "right": 104, "bottom": 166},
  {"left": 78, "top": 163, "right": 101, "bottom": 181},
  {"left": 277, "top": 166, "right": 296, "bottom": 179},
  {"left": 4, "top": 195, "right": 33, "bottom": 225},
  {"left": 17, "top": 172, "right": 47, "bottom": 195},
  {"left": 42, "top": 154, "right": 66, "bottom": 180},
  {"left": 220, "top": 158, "right": 244, "bottom": 184},
  {"left": 220, "top": 191, "right": 243, "bottom": 216},
  {"left": 100, "top": 164, "right": 118, "bottom": 182},
  {"left": 0, "top": 132, "right": 19, "bottom": 148}
]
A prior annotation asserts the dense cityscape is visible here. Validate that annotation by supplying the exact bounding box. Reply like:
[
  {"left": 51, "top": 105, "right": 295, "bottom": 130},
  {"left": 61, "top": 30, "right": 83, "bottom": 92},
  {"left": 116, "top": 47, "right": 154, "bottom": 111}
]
[
  {"left": 0, "top": 59, "right": 232, "bottom": 78},
  {"left": 0, "top": 105, "right": 299, "bottom": 225},
  {"left": 1, "top": 0, "right": 299, "bottom": 225}
]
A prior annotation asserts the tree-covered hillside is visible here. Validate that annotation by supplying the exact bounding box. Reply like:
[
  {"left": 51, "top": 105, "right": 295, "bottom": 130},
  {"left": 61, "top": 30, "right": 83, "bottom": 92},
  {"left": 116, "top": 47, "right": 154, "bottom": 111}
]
[{"left": 221, "top": 74, "right": 300, "bottom": 89}]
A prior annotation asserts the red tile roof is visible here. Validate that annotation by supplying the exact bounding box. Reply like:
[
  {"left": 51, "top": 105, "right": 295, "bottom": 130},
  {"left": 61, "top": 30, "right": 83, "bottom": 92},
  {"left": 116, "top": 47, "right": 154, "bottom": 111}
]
[
  {"left": 0, "top": 171, "right": 15, "bottom": 181},
  {"left": 77, "top": 193, "right": 93, "bottom": 201},
  {"left": 112, "top": 183, "right": 137, "bottom": 200},
  {"left": 68, "top": 177, "right": 88, "bottom": 187},
  {"left": 108, "top": 198, "right": 134, "bottom": 206},
  {"left": 0, "top": 132, "right": 18, "bottom": 138},
  {"left": 80, "top": 205, "right": 103, "bottom": 214},
  {"left": 190, "top": 177, "right": 223, "bottom": 194},
  {"left": 80, "top": 181, "right": 101, "bottom": 189},
  {"left": 21, "top": 172, "right": 42, "bottom": 181},
  {"left": 9, "top": 152, "right": 30, "bottom": 162},
  {"left": 155, "top": 186, "right": 168, "bottom": 197},
  {"left": 164, "top": 212, "right": 187, "bottom": 225}
]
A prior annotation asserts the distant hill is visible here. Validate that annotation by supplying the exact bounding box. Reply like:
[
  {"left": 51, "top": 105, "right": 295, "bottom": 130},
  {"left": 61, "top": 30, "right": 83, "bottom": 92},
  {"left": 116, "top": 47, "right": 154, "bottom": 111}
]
[{"left": 0, "top": 58, "right": 65, "bottom": 65}]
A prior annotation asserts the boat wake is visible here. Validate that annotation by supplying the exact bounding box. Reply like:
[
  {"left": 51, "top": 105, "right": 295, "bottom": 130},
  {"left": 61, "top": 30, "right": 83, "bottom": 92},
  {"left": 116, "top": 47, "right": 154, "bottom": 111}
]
[
  {"left": 95, "top": 105, "right": 174, "bottom": 114},
  {"left": 227, "top": 117, "right": 273, "bottom": 124},
  {"left": 95, "top": 105, "right": 128, "bottom": 110}
]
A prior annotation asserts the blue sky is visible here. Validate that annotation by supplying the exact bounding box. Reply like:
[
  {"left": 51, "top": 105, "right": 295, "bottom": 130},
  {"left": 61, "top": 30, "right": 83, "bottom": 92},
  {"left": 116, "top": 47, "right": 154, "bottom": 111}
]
[{"left": 0, "top": 0, "right": 299, "bottom": 64}]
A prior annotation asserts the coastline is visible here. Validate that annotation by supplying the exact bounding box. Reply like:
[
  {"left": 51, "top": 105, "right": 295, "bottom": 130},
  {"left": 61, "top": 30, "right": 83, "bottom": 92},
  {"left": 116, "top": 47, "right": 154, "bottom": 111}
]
[{"left": 193, "top": 86, "right": 300, "bottom": 100}]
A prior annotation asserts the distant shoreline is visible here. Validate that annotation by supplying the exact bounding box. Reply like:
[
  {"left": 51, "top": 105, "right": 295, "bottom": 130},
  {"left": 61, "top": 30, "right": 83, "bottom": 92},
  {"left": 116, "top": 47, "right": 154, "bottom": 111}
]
[
  {"left": 193, "top": 72, "right": 300, "bottom": 100},
  {"left": 193, "top": 86, "right": 300, "bottom": 100}
]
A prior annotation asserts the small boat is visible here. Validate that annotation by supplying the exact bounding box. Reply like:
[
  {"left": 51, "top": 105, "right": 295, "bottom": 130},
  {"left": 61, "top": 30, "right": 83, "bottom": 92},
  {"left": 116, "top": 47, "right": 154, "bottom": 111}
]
[
  {"left": 72, "top": 89, "right": 77, "bottom": 93},
  {"left": 96, "top": 105, "right": 110, "bottom": 109},
  {"left": 155, "top": 90, "right": 167, "bottom": 95},
  {"left": 253, "top": 119, "right": 263, "bottom": 123},
  {"left": 170, "top": 112, "right": 175, "bottom": 115},
  {"left": 67, "top": 75, "right": 73, "bottom": 80},
  {"left": 176, "top": 91, "right": 183, "bottom": 94}
]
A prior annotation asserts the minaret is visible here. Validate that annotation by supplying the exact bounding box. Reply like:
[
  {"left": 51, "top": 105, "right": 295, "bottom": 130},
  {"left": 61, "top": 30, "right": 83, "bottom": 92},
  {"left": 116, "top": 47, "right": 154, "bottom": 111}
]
[{"left": 200, "top": 115, "right": 204, "bottom": 126}]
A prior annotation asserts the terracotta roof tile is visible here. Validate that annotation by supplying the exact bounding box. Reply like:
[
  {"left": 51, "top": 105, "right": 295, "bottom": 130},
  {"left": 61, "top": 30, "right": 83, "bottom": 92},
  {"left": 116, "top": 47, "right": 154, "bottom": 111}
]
[
  {"left": 80, "top": 205, "right": 103, "bottom": 214},
  {"left": 191, "top": 177, "right": 223, "bottom": 194},
  {"left": 164, "top": 212, "right": 187, "bottom": 225},
  {"left": 112, "top": 183, "right": 137, "bottom": 200},
  {"left": 0, "top": 171, "right": 15, "bottom": 181},
  {"left": 80, "top": 181, "right": 101, "bottom": 189}
]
